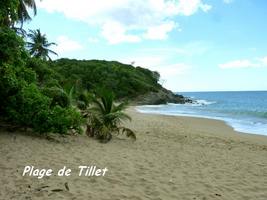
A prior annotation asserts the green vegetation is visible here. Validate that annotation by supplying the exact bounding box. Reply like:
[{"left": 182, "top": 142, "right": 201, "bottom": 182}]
[
  {"left": 0, "top": 0, "right": 36, "bottom": 28},
  {"left": 85, "top": 89, "right": 136, "bottom": 143},
  {"left": 0, "top": 28, "right": 84, "bottom": 135},
  {"left": 0, "top": 0, "right": 171, "bottom": 142},
  {"left": 0, "top": 0, "right": 131, "bottom": 142},
  {"left": 52, "top": 59, "right": 161, "bottom": 99}
]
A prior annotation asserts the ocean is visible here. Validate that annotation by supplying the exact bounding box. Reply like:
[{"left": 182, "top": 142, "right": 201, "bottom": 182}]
[{"left": 136, "top": 91, "right": 267, "bottom": 136}]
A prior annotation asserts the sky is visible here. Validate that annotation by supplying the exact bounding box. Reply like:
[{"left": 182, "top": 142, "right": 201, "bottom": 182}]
[{"left": 25, "top": 0, "right": 267, "bottom": 92}]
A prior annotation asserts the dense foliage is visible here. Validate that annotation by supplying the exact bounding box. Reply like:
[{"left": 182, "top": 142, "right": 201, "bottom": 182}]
[
  {"left": 0, "top": 27, "right": 27, "bottom": 65},
  {"left": 0, "top": 0, "right": 19, "bottom": 27},
  {"left": 0, "top": 0, "right": 36, "bottom": 27},
  {"left": 52, "top": 59, "right": 161, "bottom": 99},
  {"left": 0, "top": 28, "right": 84, "bottom": 135}
]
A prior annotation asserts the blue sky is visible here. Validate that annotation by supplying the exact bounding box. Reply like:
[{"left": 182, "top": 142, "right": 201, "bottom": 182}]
[{"left": 25, "top": 0, "right": 267, "bottom": 92}]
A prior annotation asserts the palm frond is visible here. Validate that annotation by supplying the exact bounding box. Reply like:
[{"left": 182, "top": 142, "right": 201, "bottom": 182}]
[
  {"left": 112, "top": 101, "right": 128, "bottom": 112},
  {"left": 92, "top": 98, "right": 106, "bottom": 115},
  {"left": 23, "top": 0, "right": 37, "bottom": 15},
  {"left": 47, "top": 49, "right": 58, "bottom": 56},
  {"left": 17, "top": 0, "right": 37, "bottom": 26},
  {"left": 85, "top": 89, "right": 136, "bottom": 142}
]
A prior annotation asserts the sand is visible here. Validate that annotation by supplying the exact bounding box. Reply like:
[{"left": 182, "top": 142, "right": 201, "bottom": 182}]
[{"left": 1, "top": 107, "right": 267, "bottom": 200}]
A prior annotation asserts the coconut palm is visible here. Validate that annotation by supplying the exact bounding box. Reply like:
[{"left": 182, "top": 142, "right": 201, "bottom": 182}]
[
  {"left": 17, "top": 0, "right": 37, "bottom": 25},
  {"left": 86, "top": 89, "right": 136, "bottom": 142},
  {"left": 27, "top": 29, "right": 58, "bottom": 61}
]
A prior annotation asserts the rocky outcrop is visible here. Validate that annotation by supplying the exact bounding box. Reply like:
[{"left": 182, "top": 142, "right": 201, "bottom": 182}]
[{"left": 133, "top": 88, "right": 193, "bottom": 105}]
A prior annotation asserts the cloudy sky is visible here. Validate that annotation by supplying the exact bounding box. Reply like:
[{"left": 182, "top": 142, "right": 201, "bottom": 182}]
[{"left": 26, "top": 0, "right": 267, "bottom": 92}]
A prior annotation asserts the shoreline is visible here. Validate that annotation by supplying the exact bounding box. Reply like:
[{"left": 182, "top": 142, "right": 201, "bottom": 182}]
[
  {"left": 135, "top": 105, "right": 267, "bottom": 137},
  {"left": 130, "top": 106, "right": 267, "bottom": 145},
  {"left": 1, "top": 107, "right": 267, "bottom": 199}
]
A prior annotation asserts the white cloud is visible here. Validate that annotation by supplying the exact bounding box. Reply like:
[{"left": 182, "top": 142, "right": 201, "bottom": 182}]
[
  {"left": 54, "top": 36, "right": 83, "bottom": 54},
  {"left": 176, "top": 0, "right": 212, "bottom": 16},
  {"left": 219, "top": 57, "right": 267, "bottom": 69},
  {"left": 144, "top": 21, "right": 176, "bottom": 40},
  {"left": 101, "top": 21, "right": 141, "bottom": 44},
  {"left": 37, "top": 0, "right": 212, "bottom": 44}
]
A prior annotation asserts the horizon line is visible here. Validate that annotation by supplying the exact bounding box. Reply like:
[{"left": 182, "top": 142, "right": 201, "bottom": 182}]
[{"left": 176, "top": 90, "right": 267, "bottom": 93}]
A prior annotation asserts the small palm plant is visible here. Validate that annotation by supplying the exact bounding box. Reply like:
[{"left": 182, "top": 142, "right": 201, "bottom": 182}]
[{"left": 86, "top": 89, "right": 136, "bottom": 142}]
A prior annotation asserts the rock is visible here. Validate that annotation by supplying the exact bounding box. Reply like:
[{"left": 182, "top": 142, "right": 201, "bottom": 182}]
[{"left": 132, "top": 87, "right": 193, "bottom": 105}]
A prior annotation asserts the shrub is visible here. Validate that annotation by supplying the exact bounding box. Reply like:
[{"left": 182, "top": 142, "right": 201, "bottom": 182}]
[
  {"left": 0, "top": 27, "right": 28, "bottom": 66},
  {"left": 42, "top": 86, "right": 70, "bottom": 108},
  {"left": 0, "top": 25, "right": 84, "bottom": 136},
  {"left": 5, "top": 83, "right": 51, "bottom": 127},
  {"left": 5, "top": 83, "right": 84, "bottom": 134},
  {"left": 0, "top": 64, "right": 26, "bottom": 113},
  {"left": 33, "top": 106, "right": 84, "bottom": 134}
]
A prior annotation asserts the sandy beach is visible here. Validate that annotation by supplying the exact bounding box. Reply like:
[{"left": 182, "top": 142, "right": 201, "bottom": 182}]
[{"left": 1, "top": 107, "right": 267, "bottom": 200}]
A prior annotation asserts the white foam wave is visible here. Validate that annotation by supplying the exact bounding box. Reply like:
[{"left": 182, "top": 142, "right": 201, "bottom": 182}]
[
  {"left": 192, "top": 99, "right": 216, "bottom": 106},
  {"left": 136, "top": 105, "right": 165, "bottom": 108}
]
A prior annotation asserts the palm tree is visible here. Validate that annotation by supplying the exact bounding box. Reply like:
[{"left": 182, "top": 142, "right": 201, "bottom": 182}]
[
  {"left": 17, "top": 0, "right": 37, "bottom": 26},
  {"left": 27, "top": 29, "right": 58, "bottom": 61},
  {"left": 86, "top": 89, "right": 136, "bottom": 142}
]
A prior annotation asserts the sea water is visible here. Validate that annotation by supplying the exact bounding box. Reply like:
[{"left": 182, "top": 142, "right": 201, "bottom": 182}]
[{"left": 136, "top": 91, "right": 267, "bottom": 136}]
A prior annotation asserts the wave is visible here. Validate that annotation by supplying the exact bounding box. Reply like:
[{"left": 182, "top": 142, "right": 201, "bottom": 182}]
[
  {"left": 219, "top": 110, "right": 267, "bottom": 119},
  {"left": 224, "top": 118, "right": 267, "bottom": 136},
  {"left": 136, "top": 104, "right": 267, "bottom": 136},
  {"left": 191, "top": 99, "right": 216, "bottom": 106},
  {"left": 136, "top": 104, "right": 165, "bottom": 108}
]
